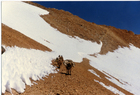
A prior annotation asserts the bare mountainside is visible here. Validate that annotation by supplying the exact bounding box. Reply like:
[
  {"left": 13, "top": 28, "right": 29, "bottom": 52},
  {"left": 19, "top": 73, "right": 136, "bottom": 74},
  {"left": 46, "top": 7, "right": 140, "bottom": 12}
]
[
  {"left": 2, "top": 24, "right": 51, "bottom": 52},
  {"left": 2, "top": 1, "right": 140, "bottom": 95},
  {"left": 3, "top": 1, "right": 140, "bottom": 54},
  {"left": 26, "top": 1, "right": 140, "bottom": 55}
]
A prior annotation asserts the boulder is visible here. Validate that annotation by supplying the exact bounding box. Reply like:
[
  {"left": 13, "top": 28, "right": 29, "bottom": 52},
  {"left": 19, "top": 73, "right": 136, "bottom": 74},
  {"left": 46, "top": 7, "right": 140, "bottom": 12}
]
[{"left": 1, "top": 46, "right": 5, "bottom": 54}]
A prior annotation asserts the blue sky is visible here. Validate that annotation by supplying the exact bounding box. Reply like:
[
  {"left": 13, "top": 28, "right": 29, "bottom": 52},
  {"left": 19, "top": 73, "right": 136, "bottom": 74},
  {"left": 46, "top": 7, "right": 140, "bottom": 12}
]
[{"left": 33, "top": 1, "right": 140, "bottom": 34}]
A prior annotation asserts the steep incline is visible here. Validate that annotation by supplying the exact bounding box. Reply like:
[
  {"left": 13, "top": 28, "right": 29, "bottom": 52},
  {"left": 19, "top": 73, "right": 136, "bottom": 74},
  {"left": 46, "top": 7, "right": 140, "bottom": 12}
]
[
  {"left": 25, "top": 1, "right": 140, "bottom": 54},
  {"left": 2, "top": 24, "right": 133, "bottom": 95},
  {"left": 2, "top": 24, "right": 51, "bottom": 52},
  {"left": 3, "top": 58, "right": 133, "bottom": 95},
  {"left": 2, "top": 1, "right": 140, "bottom": 95},
  {"left": 42, "top": 8, "right": 140, "bottom": 54}
]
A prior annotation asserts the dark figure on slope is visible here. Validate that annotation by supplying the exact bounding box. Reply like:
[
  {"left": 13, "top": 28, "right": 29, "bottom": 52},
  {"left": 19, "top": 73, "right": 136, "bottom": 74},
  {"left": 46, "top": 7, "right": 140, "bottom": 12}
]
[
  {"left": 1, "top": 46, "right": 5, "bottom": 54},
  {"left": 55, "top": 55, "right": 75, "bottom": 75}
]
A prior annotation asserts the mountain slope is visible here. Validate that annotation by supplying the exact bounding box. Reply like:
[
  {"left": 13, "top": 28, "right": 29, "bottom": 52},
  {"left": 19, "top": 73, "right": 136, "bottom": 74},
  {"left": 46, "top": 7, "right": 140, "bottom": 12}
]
[
  {"left": 42, "top": 8, "right": 140, "bottom": 54},
  {"left": 2, "top": 1, "right": 140, "bottom": 95},
  {"left": 2, "top": 24, "right": 51, "bottom": 52},
  {"left": 25, "top": 1, "right": 140, "bottom": 54},
  {"left": 2, "top": 24, "right": 132, "bottom": 95},
  {"left": 2, "top": 24, "right": 133, "bottom": 95},
  {"left": 3, "top": 58, "right": 133, "bottom": 95}
]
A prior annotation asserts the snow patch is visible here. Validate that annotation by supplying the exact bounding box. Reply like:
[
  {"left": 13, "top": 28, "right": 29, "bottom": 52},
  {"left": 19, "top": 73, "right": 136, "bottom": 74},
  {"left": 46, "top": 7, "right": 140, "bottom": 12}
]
[
  {"left": 94, "top": 79, "right": 125, "bottom": 95},
  {"left": 88, "top": 69, "right": 101, "bottom": 78},
  {"left": 2, "top": 46, "right": 57, "bottom": 93},
  {"left": 89, "top": 45, "right": 140, "bottom": 95}
]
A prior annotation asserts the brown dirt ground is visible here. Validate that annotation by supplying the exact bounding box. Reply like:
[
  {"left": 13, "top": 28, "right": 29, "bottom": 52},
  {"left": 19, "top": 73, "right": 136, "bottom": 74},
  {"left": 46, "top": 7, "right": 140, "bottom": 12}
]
[
  {"left": 41, "top": 8, "right": 140, "bottom": 55},
  {"left": 3, "top": 58, "right": 133, "bottom": 95},
  {"left": 2, "top": 1, "right": 139, "bottom": 95},
  {"left": 2, "top": 24, "right": 51, "bottom": 52},
  {"left": 2, "top": 25, "right": 133, "bottom": 95},
  {"left": 25, "top": 1, "right": 140, "bottom": 54}
]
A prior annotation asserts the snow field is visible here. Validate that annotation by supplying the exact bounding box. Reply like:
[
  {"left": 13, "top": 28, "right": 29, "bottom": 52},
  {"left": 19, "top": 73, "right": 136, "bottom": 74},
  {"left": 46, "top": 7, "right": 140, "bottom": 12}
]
[
  {"left": 89, "top": 45, "right": 140, "bottom": 95},
  {"left": 2, "top": 46, "right": 57, "bottom": 93}
]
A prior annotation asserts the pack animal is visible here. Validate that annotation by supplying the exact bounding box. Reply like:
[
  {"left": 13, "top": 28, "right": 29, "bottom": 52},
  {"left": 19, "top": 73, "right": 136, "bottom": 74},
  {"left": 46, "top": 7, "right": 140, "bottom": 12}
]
[
  {"left": 55, "top": 55, "right": 75, "bottom": 75},
  {"left": 63, "top": 59, "right": 75, "bottom": 75},
  {"left": 55, "top": 55, "right": 64, "bottom": 69}
]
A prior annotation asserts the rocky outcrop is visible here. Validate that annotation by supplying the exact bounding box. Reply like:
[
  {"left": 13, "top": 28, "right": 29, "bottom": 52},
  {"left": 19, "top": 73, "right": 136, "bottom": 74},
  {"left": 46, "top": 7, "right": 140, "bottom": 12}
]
[{"left": 1, "top": 46, "right": 5, "bottom": 54}]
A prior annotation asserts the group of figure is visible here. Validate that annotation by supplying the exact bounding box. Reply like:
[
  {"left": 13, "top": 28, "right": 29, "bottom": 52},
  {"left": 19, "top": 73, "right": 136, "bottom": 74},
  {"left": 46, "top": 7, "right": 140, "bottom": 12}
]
[
  {"left": 54, "top": 55, "right": 75, "bottom": 75},
  {"left": 1, "top": 46, "right": 74, "bottom": 75}
]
